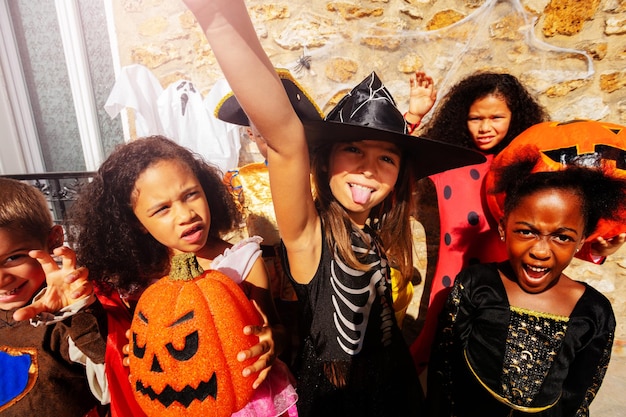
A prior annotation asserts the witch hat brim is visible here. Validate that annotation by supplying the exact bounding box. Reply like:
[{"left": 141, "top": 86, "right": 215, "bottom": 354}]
[
  {"left": 302, "top": 119, "right": 485, "bottom": 178},
  {"left": 303, "top": 72, "right": 485, "bottom": 178},
  {"left": 215, "top": 68, "right": 324, "bottom": 126}
]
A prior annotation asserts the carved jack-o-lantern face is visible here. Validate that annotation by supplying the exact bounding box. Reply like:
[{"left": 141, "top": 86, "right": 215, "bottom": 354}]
[
  {"left": 486, "top": 120, "right": 626, "bottom": 242},
  {"left": 129, "top": 254, "right": 262, "bottom": 417}
]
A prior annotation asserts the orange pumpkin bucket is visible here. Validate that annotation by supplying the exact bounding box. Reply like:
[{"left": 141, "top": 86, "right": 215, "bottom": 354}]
[
  {"left": 486, "top": 120, "right": 626, "bottom": 242},
  {"left": 129, "top": 253, "right": 262, "bottom": 417}
]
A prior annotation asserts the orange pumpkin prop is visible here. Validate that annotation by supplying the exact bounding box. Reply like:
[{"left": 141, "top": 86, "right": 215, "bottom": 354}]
[
  {"left": 486, "top": 120, "right": 626, "bottom": 241},
  {"left": 129, "top": 253, "right": 262, "bottom": 417}
]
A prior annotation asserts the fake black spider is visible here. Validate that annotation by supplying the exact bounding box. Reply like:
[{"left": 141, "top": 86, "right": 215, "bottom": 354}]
[{"left": 293, "top": 53, "right": 312, "bottom": 74}]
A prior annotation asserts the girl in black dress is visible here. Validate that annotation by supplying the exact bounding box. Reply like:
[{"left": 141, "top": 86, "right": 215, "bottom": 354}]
[{"left": 427, "top": 159, "right": 626, "bottom": 417}]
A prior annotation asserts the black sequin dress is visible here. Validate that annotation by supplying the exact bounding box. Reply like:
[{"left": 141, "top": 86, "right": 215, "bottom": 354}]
[
  {"left": 283, "top": 225, "right": 423, "bottom": 417},
  {"left": 427, "top": 263, "right": 615, "bottom": 417}
]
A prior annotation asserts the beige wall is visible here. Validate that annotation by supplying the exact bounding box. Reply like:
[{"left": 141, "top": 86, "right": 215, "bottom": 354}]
[
  {"left": 108, "top": 0, "right": 626, "bottom": 348},
  {"left": 110, "top": 0, "right": 626, "bottom": 124}
]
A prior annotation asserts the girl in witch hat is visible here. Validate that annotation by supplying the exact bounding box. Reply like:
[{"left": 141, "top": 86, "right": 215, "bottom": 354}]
[{"left": 182, "top": 1, "right": 484, "bottom": 416}]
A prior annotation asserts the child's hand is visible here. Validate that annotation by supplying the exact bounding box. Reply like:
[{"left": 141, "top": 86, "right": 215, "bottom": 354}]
[
  {"left": 237, "top": 301, "right": 275, "bottom": 389},
  {"left": 122, "top": 329, "right": 132, "bottom": 371},
  {"left": 590, "top": 233, "right": 626, "bottom": 257},
  {"left": 407, "top": 71, "right": 437, "bottom": 124},
  {"left": 13, "top": 246, "right": 92, "bottom": 321}
]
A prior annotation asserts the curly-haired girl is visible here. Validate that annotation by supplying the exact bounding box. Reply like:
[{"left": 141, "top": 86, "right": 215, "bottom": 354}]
[
  {"left": 427, "top": 160, "right": 626, "bottom": 416},
  {"left": 68, "top": 135, "right": 296, "bottom": 417},
  {"left": 420, "top": 72, "right": 547, "bottom": 153}
]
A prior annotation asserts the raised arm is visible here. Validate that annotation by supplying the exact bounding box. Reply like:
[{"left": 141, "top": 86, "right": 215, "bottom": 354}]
[
  {"left": 406, "top": 71, "right": 436, "bottom": 135},
  {"left": 184, "top": 0, "right": 322, "bottom": 281}
]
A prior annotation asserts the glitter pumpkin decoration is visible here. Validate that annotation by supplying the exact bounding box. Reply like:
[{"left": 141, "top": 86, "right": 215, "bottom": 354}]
[
  {"left": 129, "top": 253, "right": 262, "bottom": 417},
  {"left": 486, "top": 120, "right": 626, "bottom": 242}
]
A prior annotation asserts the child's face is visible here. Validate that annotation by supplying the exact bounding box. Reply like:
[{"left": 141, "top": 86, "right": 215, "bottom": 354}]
[
  {"left": 466, "top": 94, "right": 512, "bottom": 152},
  {"left": 500, "top": 188, "right": 585, "bottom": 294},
  {"left": 0, "top": 228, "right": 46, "bottom": 310},
  {"left": 132, "top": 159, "right": 211, "bottom": 256},
  {"left": 328, "top": 140, "right": 401, "bottom": 227}
]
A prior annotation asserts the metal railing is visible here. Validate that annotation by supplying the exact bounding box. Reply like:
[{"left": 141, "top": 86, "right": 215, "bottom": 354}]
[{"left": 1, "top": 172, "right": 95, "bottom": 225}]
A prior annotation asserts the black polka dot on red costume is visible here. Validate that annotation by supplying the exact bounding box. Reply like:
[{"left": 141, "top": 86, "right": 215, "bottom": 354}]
[
  {"left": 444, "top": 185, "right": 452, "bottom": 199},
  {"left": 444, "top": 233, "right": 451, "bottom": 246},
  {"left": 470, "top": 169, "right": 480, "bottom": 180},
  {"left": 467, "top": 211, "right": 479, "bottom": 226},
  {"left": 442, "top": 275, "right": 452, "bottom": 287}
]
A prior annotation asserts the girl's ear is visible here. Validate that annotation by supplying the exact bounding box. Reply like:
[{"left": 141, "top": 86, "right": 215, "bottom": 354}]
[
  {"left": 47, "top": 225, "right": 65, "bottom": 251},
  {"left": 576, "top": 239, "right": 586, "bottom": 253}
]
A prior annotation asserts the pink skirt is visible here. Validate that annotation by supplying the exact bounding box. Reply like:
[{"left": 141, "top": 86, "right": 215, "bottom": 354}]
[{"left": 232, "top": 359, "right": 298, "bottom": 417}]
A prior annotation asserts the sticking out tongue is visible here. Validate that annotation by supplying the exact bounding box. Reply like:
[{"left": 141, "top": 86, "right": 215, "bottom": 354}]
[{"left": 351, "top": 184, "right": 372, "bottom": 205}]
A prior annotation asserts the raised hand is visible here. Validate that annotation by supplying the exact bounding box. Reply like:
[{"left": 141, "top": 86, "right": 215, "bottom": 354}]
[
  {"left": 13, "top": 246, "right": 91, "bottom": 321},
  {"left": 590, "top": 232, "right": 626, "bottom": 258},
  {"left": 407, "top": 71, "right": 437, "bottom": 125}
]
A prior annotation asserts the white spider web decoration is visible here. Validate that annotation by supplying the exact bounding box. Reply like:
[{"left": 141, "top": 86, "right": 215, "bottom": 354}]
[
  {"left": 397, "top": 0, "right": 594, "bottom": 112},
  {"left": 264, "top": 0, "right": 593, "bottom": 117}
]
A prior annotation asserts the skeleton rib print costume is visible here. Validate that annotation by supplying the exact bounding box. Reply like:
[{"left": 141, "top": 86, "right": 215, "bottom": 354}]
[
  {"left": 283, "top": 225, "right": 423, "bottom": 417},
  {"left": 329, "top": 228, "right": 394, "bottom": 357}
]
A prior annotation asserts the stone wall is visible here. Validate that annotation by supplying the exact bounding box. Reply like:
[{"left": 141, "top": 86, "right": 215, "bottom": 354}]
[
  {"left": 110, "top": 0, "right": 626, "bottom": 123},
  {"left": 108, "top": 0, "right": 626, "bottom": 348}
]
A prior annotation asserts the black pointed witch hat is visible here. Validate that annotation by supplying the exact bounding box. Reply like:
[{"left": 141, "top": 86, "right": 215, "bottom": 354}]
[{"left": 302, "top": 72, "right": 485, "bottom": 178}]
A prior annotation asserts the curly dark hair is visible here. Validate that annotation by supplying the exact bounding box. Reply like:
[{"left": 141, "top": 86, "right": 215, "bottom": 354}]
[
  {"left": 423, "top": 72, "right": 549, "bottom": 154},
  {"left": 491, "top": 156, "right": 626, "bottom": 237},
  {"left": 67, "top": 135, "right": 241, "bottom": 295}
]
